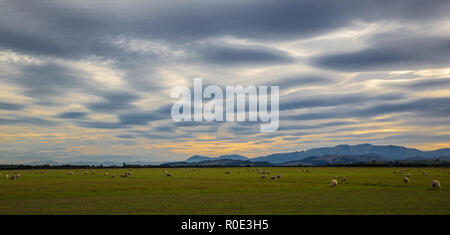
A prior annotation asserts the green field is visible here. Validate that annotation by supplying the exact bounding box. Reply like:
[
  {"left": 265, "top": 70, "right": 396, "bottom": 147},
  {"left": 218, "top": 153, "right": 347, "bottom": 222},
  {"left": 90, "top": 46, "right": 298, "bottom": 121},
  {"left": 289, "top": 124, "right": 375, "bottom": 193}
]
[{"left": 0, "top": 167, "right": 449, "bottom": 214}]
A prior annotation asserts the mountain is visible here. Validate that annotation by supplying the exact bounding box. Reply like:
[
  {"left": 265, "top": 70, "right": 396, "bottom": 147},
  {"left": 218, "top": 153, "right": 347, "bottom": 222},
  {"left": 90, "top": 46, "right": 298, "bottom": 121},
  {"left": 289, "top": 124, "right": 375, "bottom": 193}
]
[
  {"left": 250, "top": 144, "right": 450, "bottom": 164},
  {"left": 163, "top": 159, "right": 270, "bottom": 167},
  {"left": 186, "top": 154, "right": 249, "bottom": 163},
  {"left": 282, "top": 154, "right": 386, "bottom": 166}
]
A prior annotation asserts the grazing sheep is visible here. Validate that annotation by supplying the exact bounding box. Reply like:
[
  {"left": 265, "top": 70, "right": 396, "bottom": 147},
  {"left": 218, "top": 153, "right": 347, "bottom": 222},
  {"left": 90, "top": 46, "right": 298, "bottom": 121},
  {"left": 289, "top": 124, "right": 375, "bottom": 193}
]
[
  {"left": 67, "top": 172, "right": 73, "bottom": 175},
  {"left": 84, "top": 171, "right": 88, "bottom": 175},
  {"left": 225, "top": 171, "right": 231, "bottom": 174},
  {"left": 270, "top": 176, "right": 277, "bottom": 180},
  {"left": 111, "top": 174, "right": 115, "bottom": 178},
  {"left": 5, "top": 174, "right": 9, "bottom": 179},
  {"left": 432, "top": 180, "right": 441, "bottom": 189},
  {"left": 330, "top": 179, "right": 338, "bottom": 187},
  {"left": 266, "top": 171, "right": 271, "bottom": 174},
  {"left": 276, "top": 174, "right": 281, "bottom": 179},
  {"left": 261, "top": 174, "right": 266, "bottom": 179},
  {"left": 166, "top": 172, "right": 172, "bottom": 177},
  {"left": 404, "top": 177, "right": 409, "bottom": 183},
  {"left": 406, "top": 174, "right": 411, "bottom": 178},
  {"left": 422, "top": 171, "right": 428, "bottom": 175},
  {"left": 104, "top": 172, "right": 108, "bottom": 176},
  {"left": 120, "top": 173, "right": 128, "bottom": 178},
  {"left": 10, "top": 175, "right": 16, "bottom": 180},
  {"left": 341, "top": 177, "right": 347, "bottom": 183}
]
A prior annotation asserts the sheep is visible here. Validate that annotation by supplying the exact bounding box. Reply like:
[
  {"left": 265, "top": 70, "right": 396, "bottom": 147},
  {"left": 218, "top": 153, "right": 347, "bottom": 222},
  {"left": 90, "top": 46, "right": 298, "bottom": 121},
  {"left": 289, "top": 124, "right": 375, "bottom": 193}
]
[
  {"left": 5, "top": 174, "right": 9, "bottom": 179},
  {"left": 166, "top": 172, "right": 172, "bottom": 177},
  {"left": 266, "top": 171, "right": 271, "bottom": 174},
  {"left": 84, "top": 171, "right": 88, "bottom": 175},
  {"left": 10, "top": 175, "right": 16, "bottom": 180},
  {"left": 270, "top": 176, "right": 277, "bottom": 180},
  {"left": 261, "top": 174, "right": 266, "bottom": 179},
  {"left": 120, "top": 173, "right": 128, "bottom": 178},
  {"left": 111, "top": 174, "right": 115, "bottom": 178},
  {"left": 341, "top": 177, "right": 347, "bottom": 183},
  {"left": 225, "top": 171, "right": 231, "bottom": 174},
  {"left": 67, "top": 172, "right": 73, "bottom": 175},
  {"left": 330, "top": 179, "right": 338, "bottom": 187},
  {"left": 403, "top": 177, "right": 409, "bottom": 183},
  {"left": 422, "top": 171, "right": 428, "bottom": 175},
  {"left": 406, "top": 173, "right": 411, "bottom": 178},
  {"left": 432, "top": 180, "right": 441, "bottom": 189},
  {"left": 276, "top": 174, "right": 281, "bottom": 179},
  {"left": 104, "top": 172, "right": 108, "bottom": 176}
]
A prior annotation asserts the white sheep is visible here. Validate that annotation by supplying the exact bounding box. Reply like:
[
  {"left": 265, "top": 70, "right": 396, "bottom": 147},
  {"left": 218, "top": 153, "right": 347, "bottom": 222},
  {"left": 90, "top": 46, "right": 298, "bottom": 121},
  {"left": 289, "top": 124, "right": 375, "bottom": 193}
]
[
  {"left": 261, "top": 174, "right": 266, "bottom": 179},
  {"left": 404, "top": 177, "right": 409, "bottom": 183},
  {"left": 330, "top": 179, "right": 338, "bottom": 187},
  {"left": 432, "top": 180, "right": 441, "bottom": 189},
  {"left": 5, "top": 174, "right": 9, "bottom": 179}
]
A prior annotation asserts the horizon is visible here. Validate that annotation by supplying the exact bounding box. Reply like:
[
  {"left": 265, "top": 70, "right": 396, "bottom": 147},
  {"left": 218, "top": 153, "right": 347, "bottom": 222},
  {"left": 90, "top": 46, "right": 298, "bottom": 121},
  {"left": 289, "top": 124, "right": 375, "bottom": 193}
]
[
  {"left": 5, "top": 143, "right": 450, "bottom": 165},
  {"left": 1, "top": 1, "right": 450, "bottom": 164}
]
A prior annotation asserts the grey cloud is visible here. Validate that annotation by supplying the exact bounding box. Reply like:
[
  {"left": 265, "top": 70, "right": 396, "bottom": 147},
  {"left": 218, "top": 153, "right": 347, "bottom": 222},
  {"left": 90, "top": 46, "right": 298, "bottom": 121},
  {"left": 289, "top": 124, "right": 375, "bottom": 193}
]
[
  {"left": 56, "top": 112, "right": 87, "bottom": 119},
  {"left": 312, "top": 34, "right": 450, "bottom": 71},
  {"left": 2, "top": 0, "right": 449, "bottom": 59},
  {"left": 0, "top": 117, "right": 53, "bottom": 126},
  {"left": 280, "top": 92, "right": 403, "bottom": 111},
  {"left": 0, "top": 102, "right": 25, "bottom": 110},
  {"left": 199, "top": 44, "right": 296, "bottom": 65},
  {"left": 86, "top": 92, "right": 140, "bottom": 113}
]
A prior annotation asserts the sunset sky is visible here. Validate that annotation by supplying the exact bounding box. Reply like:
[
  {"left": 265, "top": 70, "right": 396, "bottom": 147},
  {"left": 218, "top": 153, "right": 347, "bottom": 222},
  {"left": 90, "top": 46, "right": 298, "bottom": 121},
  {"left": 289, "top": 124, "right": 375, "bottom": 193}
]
[{"left": 1, "top": 0, "right": 450, "bottom": 164}]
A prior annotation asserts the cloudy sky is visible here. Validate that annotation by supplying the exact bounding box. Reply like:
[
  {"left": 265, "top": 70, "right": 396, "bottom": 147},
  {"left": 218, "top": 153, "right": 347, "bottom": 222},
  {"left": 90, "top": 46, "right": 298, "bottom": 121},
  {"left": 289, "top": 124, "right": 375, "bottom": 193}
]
[{"left": 1, "top": 0, "right": 450, "bottom": 163}]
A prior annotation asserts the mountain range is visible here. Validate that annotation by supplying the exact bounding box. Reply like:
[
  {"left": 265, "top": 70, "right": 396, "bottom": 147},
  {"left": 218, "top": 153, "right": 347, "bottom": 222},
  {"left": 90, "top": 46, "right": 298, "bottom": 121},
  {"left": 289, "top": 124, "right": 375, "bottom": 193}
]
[{"left": 185, "top": 143, "right": 450, "bottom": 165}]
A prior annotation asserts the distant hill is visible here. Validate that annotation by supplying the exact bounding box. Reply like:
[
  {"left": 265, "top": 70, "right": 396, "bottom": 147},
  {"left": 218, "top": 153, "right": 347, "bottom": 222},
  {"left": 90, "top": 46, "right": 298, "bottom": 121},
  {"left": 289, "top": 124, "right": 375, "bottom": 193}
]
[
  {"left": 282, "top": 154, "right": 386, "bottom": 166},
  {"left": 186, "top": 154, "right": 249, "bottom": 163},
  {"left": 250, "top": 144, "right": 450, "bottom": 164},
  {"left": 183, "top": 144, "right": 450, "bottom": 165},
  {"left": 163, "top": 159, "right": 270, "bottom": 167}
]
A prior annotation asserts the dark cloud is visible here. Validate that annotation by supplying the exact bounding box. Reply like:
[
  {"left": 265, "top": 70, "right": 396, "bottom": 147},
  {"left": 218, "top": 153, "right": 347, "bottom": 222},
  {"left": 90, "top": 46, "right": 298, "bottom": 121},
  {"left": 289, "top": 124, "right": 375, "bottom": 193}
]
[
  {"left": 0, "top": 117, "right": 53, "bottom": 126},
  {"left": 7, "top": 63, "right": 90, "bottom": 105},
  {"left": 285, "top": 97, "right": 450, "bottom": 121},
  {"left": 0, "top": 102, "right": 25, "bottom": 110},
  {"left": 199, "top": 44, "right": 295, "bottom": 65},
  {"left": 312, "top": 34, "right": 450, "bottom": 71},
  {"left": 86, "top": 91, "right": 140, "bottom": 113},
  {"left": 1, "top": 0, "right": 449, "bottom": 58},
  {"left": 56, "top": 112, "right": 87, "bottom": 119}
]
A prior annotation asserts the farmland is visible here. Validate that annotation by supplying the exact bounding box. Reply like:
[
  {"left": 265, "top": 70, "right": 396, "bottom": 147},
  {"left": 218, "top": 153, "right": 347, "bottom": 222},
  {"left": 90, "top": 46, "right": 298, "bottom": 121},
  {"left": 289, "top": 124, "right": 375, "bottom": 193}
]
[{"left": 0, "top": 167, "right": 449, "bottom": 214}]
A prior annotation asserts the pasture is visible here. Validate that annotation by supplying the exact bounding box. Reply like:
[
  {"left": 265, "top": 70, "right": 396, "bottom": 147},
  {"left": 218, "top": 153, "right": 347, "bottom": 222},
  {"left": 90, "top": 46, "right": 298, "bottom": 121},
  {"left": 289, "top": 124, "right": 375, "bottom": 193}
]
[{"left": 0, "top": 167, "right": 449, "bottom": 214}]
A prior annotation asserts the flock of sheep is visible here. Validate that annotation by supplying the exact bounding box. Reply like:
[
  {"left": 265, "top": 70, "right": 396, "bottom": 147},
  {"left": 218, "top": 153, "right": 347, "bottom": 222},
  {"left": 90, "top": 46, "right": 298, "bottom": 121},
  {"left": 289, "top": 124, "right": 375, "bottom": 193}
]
[{"left": 0, "top": 168, "right": 444, "bottom": 190}]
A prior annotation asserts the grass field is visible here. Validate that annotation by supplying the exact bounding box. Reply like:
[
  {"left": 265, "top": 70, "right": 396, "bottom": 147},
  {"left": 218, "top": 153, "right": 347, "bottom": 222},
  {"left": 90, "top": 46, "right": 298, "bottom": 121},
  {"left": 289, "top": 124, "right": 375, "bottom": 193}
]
[{"left": 0, "top": 167, "right": 449, "bottom": 214}]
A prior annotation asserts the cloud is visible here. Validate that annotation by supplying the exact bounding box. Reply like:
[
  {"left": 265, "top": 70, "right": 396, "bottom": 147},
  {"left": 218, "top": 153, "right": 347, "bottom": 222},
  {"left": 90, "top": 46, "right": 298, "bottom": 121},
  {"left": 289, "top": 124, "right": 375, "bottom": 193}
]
[
  {"left": 56, "top": 112, "right": 87, "bottom": 119},
  {"left": 199, "top": 43, "right": 296, "bottom": 65},
  {"left": 86, "top": 91, "right": 140, "bottom": 113},
  {"left": 312, "top": 34, "right": 450, "bottom": 71},
  {"left": 0, "top": 102, "right": 25, "bottom": 110}
]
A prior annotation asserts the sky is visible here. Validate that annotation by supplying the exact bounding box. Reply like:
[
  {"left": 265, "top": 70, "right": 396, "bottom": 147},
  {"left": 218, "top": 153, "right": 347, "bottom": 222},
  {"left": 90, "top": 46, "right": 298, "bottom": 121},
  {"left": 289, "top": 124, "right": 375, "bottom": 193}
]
[{"left": 1, "top": 0, "right": 450, "bottom": 164}]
